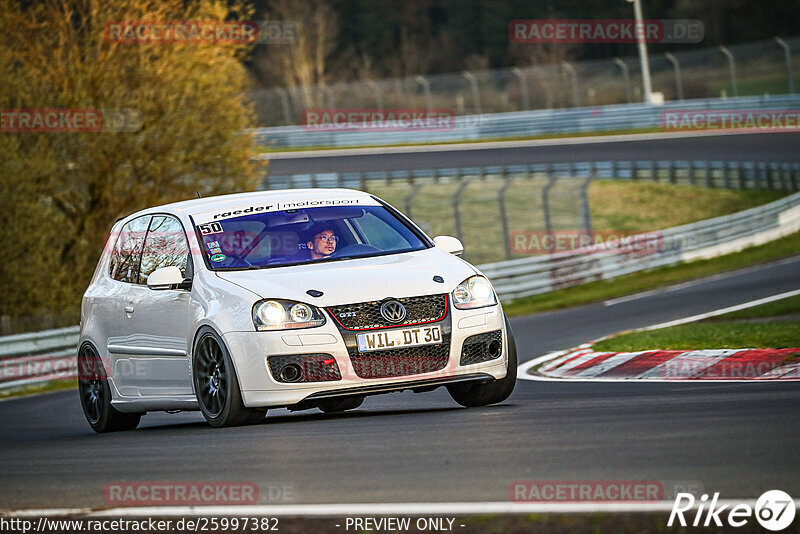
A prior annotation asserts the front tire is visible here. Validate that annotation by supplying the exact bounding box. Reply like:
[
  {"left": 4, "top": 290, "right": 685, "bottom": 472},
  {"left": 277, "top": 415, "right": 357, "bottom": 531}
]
[
  {"left": 193, "top": 328, "right": 265, "bottom": 428},
  {"left": 78, "top": 344, "right": 141, "bottom": 433},
  {"left": 447, "top": 316, "right": 518, "bottom": 407}
]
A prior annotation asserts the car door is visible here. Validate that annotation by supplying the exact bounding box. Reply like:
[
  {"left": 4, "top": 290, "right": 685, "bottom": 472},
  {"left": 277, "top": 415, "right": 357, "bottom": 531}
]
[
  {"left": 104, "top": 214, "right": 151, "bottom": 396},
  {"left": 112, "top": 215, "right": 194, "bottom": 396}
]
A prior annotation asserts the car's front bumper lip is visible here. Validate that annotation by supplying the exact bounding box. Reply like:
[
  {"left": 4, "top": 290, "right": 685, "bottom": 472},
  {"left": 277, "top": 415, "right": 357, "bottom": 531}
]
[{"left": 300, "top": 372, "right": 494, "bottom": 401}]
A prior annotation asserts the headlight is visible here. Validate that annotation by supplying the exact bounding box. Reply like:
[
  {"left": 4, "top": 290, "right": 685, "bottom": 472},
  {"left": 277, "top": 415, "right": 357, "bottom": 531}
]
[
  {"left": 252, "top": 300, "right": 326, "bottom": 331},
  {"left": 451, "top": 275, "right": 497, "bottom": 310}
]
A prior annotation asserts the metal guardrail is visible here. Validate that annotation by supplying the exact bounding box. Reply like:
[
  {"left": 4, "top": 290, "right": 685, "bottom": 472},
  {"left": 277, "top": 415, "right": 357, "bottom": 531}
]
[
  {"left": 252, "top": 94, "right": 800, "bottom": 149},
  {"left": 0, "top": 326, "right": 79, "bottom": 391},
  {"left": 261, "top": 159, "right": 800, "bottom": 192},
  {"left": 2, "top": 191, "right": 798, "bottom": 391},
  {"left": 478, "top": 191, "right": 800, "bottom": 301}
]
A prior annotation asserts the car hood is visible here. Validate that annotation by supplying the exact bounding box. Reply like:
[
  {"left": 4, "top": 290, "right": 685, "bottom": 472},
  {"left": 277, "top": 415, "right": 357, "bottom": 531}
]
[{"left": 214, "top": 248, "right": 477, "bottom": 306}]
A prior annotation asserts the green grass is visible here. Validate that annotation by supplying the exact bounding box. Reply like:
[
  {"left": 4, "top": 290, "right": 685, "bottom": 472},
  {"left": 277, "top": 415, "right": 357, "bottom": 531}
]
[
  {"left": 593, "top": 322, "right": 800, "bottom": 352},
  {"left": 364, "top": 180, "right": 785, "bottom": 266},
  {"left": 503, "top": 229, "right": 800, "bottom": 317},
  {"left": 715, "top": 294, "right": 800, "bottom": 319},
  {"left": 592, "top": 287, "right": 800, "bottom": 352},
  {"left": 709, "top": 73, "right": 792, "bottom": 98},
  {"left": 0, "top": 378, "right": 76, "bottom": 401},
  {"left": 588, "top": 181, "right": 784, "bottom": 232}
]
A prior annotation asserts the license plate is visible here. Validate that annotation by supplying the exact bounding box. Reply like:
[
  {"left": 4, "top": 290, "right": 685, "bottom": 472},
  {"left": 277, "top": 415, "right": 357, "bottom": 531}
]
[{"left": 356, "top": 325, "right": 442, "bottom": 352}]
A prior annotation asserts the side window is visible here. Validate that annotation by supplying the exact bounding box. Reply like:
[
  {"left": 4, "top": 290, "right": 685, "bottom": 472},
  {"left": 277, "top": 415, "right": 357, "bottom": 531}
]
[
  {"left": 108, "top": 216, "right": 151, "bottom": 284},
  {"left": 139, "top": 216, "right": 189, "bottom": 284},
  {"left": 352, "top": 212, "right": 409, "bottom": 250}
]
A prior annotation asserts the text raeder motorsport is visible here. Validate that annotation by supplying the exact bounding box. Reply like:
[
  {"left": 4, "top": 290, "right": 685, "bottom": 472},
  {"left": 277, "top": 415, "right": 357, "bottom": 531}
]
[{"left": 211, "top": 198, "right": 361, "bottom": 221}]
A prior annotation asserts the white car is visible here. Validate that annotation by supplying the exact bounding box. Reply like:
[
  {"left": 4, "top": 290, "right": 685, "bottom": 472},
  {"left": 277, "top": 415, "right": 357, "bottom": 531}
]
[{"left": 78, "top": 188, "right": 517, "bottom": 431}]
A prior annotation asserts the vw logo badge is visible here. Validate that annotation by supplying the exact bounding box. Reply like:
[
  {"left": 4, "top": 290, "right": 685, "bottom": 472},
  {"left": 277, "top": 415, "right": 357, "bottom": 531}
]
[{"left": 380, "top": 300, "right": 407, "bottom": 323}]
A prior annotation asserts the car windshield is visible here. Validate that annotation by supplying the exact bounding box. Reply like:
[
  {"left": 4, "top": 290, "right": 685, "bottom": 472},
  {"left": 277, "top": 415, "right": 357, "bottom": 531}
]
[{"left": 194, "top": 204, "right": 428, "bottom": 270}]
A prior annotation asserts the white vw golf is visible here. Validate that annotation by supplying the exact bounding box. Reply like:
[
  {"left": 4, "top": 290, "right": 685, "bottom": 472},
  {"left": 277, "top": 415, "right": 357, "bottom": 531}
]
[{"left": 78, "top": 189, "right": 517, "bottom": 431}]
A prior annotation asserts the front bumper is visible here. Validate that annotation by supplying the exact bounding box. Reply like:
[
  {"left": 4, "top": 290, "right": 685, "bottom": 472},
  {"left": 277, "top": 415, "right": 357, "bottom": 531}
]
[{"left": 223, "top": 301, "right": 508, "bottom": 408}]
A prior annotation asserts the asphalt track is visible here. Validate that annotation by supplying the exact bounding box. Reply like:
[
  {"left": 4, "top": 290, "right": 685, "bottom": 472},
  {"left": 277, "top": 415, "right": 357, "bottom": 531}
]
[
  {"left": 1, "top": 256, "right": 798, "bottom": 511},
  {"left": 266, "top": 132, "right": 800, "bottom": 175}
]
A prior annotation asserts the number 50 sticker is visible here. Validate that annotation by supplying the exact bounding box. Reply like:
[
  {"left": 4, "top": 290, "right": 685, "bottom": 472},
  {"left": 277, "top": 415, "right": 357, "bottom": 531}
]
[{"left": 756, "top": 490, "right": 796, "bottom": 531}]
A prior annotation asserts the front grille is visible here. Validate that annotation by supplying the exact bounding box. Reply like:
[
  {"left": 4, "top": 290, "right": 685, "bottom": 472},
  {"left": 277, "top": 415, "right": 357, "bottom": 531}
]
[
  {"left": 327, "top": 294, "right": 447, "bottom": 330},
  {"left": 267, "top": 354, "right": 342, "bottom": 383},
  {"left": 459, "top": 330, "right": 502, "bottom": 366},
  {"left": 347, "top": 337, "right": 451, "bottom": 379}
]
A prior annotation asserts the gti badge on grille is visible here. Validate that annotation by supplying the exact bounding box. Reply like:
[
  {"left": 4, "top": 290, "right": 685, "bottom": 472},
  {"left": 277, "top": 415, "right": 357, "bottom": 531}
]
[{"left": 380, "top": 300, "right": 407, "bottom": 323}]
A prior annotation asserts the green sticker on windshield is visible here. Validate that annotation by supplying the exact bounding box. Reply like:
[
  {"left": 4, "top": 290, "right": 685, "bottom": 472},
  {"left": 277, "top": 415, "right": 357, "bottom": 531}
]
[{"left": 210, "top": 253, "right": 226, "bottom": 262}]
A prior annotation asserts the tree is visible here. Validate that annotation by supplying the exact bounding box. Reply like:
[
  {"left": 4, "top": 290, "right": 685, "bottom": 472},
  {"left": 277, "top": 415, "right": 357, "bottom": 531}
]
[
  {"left": 0, "top": 0, "right": 260, "bottom": 324},
  {"left": 254, "top": 0, "right": 340, "bottom": 108}
]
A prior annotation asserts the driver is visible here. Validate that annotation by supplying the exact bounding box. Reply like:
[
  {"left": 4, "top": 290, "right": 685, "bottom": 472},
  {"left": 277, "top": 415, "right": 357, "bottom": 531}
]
[{"left": 306, "top": 224, "right": 338, "bottom": 260}]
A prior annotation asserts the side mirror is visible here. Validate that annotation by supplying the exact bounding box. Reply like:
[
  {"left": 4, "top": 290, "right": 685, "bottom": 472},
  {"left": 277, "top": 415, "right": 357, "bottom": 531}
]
[
  {"left": 147, "top": 266, "right": 191, "bottom": 290},
  {"left": 433, "top": 236, "right": 464, "bottom": 256}
]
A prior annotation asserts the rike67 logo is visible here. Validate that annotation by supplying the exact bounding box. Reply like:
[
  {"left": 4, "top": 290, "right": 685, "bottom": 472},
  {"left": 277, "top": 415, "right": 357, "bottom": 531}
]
[{"left": 668, "top": 490, "right": 795, "bottom": 531}]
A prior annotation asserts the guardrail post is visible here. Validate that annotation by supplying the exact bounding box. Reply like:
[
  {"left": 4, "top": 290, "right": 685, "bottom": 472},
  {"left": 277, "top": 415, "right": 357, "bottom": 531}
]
[
  {"left": 704, "top": 161, "right": 712, "bottom": 188},
  {"left": 664, "top": 53, "right": 684, "bottom": 101},
  {"left": 770, "top": 163, "right": 783, "bottom": 192},
  {"left": 775, "top": 37, "right": 795, "bottom": 94},
  {"left": 630, "top": 161, "right": 637, "bottom": 180},
  {"left": 278, "top": 88, "right": 293, "bottom": 125},
  {"left": 462, "top": 71, "right": 482, "bottom": 115},
  {"left": 793, "top": 163, "right": 800, "bottom": 191},
  {"left": 780, "top": 163, "right": 790, "bottom": 192},
  {"left": 542, "top": 168, "right": 557, "bottom": 242},
  {"left": 365, "top": 79, "right": 384, "bottom": 109},
  {"left": 405, "top": 183, "right": 424, "bottom": 219},
  {"left": 738, "top": 162, "right": 747, "bottom": 189},
  {"left": 498, "top": 169, "right": 517, "bottom": 260},
  {"left": 785, "top": 164, "right": 792, "bottom": 192},
  {"left": 773, "top": 162, "right": 782, "bottom": 191},
  {"left": 319, "top": 83, "right": 335, "bottom": 108},
  {"left": 669, "top": 160, "right": 677, "bottom": 184},
  {"left": 758, "top": 162, "right": 771, "bottom": 190},
  {"left": 718, "top": 46, "right": 739, "bottom": 97},
  {"left": 415, "top": 75, "right": 433, "bottom": 110},
  {"left": 722, "top": 162, "right": 731, "bottom": 189},
  {"left": 511, "top": 67, "right": 531, "bottom": 110},
  {"left": 649, "top": 160, "right": 657, "bottom": 182},
  {"left": 561, "top": 61, "right": 579, "bottom": 107},
  {"left": 580, "top": 169, "right": 595, "bottom": 241},
  {"left": 613, "top": 58, "right": 632, "bottom": 103},
  {"left": 451, "top": 176, "right": 469, "bottom": 258}
]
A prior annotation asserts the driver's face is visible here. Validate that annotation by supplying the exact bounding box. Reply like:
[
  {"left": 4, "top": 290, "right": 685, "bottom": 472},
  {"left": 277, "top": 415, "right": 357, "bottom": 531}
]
[{"left": 308, "top": 230, "right": 337, "bottom": 259}]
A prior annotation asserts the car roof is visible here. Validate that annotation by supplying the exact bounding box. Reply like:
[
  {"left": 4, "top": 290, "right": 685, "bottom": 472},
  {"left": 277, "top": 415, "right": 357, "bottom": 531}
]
[{"left": 124, "top": 188, "right": 375, "bottom": 221}]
